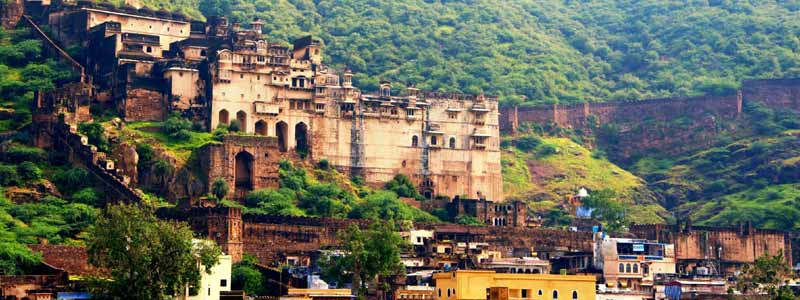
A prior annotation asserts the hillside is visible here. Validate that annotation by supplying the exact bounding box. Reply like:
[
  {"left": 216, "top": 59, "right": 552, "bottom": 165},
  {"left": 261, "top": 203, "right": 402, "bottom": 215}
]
[
  {"left": 121, "top": 0, "right": 800, "bottom": 104},
  {"left": 501, "top": 134, "right": 668, "bottom": 225}
]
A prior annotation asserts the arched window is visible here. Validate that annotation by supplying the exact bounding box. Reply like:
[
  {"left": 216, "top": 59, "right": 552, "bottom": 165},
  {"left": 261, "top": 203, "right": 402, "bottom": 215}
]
[
  {"left": 438, "top": 289, "right": 441, "bottom": 298},
  {"left": 625, "top": 264, "right": 631, "bottom": 273},
  {"left": 633, "top": 263, "right": 639, "bottom": 273},
  {"left": 571, "top": 291, "right": 578, "bottom": 300},
  {"left": 538, "top": 290, "right": 543, "bottom": 296},
  {"left": 619, "top": 263, "right": 624, "bottom": 273},
  {"left": 431, "top": 136, "right": 437, "bottom": 145},
  {"left": 449, "top": 137, "right": 456, "bottom": 149},
  {"left": 218, "top": 109, "right": 229, "bottom": 125},
  {"left": 200, "top": 49, "right": 207, "bottom": 57},
  {"left": 412, "top": 136, "right": 418, "bottom": 147},
  {"left": 447, "top": 289, "right": 450, "bottom": 298},
  {"left": 552, "top": 290, "right": 558, "bottom": 300},
  {"left": 146, "top": 46, "right": 152, "bottom": 53}
]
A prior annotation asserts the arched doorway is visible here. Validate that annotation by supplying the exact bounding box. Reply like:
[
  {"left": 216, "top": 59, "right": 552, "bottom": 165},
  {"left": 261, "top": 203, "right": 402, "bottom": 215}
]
[
  {"left": 236, "top": 111, "right": 247, "bottom": 133},
  {"left": 255, "top": 120, "right": 267, "bottom": 136},
  {"left": 218, "top": 109, "right": 229, "bottom": 125},
  {"left": 276, "top": 121, "right": 288, "bottom": 152},
  {"left": 234, "top": 151, "right": 254, "bottom": 196},
  {"left": 295, "top": 122, "right": 309, "bottom": 158}
]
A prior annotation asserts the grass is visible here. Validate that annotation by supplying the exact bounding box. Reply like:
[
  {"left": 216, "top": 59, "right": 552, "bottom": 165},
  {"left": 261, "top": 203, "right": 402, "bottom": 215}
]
[{"left": 121, "top": 121, "right": 218, "bottom": 163}]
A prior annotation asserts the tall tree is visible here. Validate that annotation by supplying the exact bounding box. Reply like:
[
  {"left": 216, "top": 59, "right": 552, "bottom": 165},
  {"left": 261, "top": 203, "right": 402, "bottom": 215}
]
[
  {"left": 735, "top": 252, "right": 796, "bottom": 299},
  {"left": 321, "top": 223, "right": 405, "bottom": 296},
  {"left": 87, "top": 204, "right": 221, "bottom": 300}
]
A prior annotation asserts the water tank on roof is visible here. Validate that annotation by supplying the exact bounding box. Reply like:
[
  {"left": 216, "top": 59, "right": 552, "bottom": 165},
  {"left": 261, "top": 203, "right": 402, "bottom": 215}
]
[{"left": 577, "top": 187, "right": 589, "bottom": 198}]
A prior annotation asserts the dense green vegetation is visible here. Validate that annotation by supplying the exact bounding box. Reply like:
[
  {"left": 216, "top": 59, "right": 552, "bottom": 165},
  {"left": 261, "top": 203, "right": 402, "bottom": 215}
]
[
  {"left": 628, "top": 103, "right": 800, "bottom": 228},
  {"left": 0, "top": 143, "right": 101, "bottom": 274},
  {"left": 0, "top": 28, "right": 75, "bottom": 133},
  {"left": 221, "top": 160, "right": 438, "bottom": 222},
  {"left": 106, "top": 0, "right": 798, "bottom": 104}
]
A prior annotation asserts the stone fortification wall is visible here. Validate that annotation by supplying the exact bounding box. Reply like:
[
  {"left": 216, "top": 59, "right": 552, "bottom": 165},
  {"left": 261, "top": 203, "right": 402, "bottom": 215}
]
[{"left": 630, "top": 224, "right": 792, "bottom": 273}]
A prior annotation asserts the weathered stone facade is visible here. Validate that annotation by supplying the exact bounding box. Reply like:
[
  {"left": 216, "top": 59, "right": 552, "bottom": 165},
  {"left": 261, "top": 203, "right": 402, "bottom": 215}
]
[
  {"left": 199, "top": 135, "right": 282, "bottom": 199},
  {"left": 630, "top": 223, "right": 792, "bottom": 275}
]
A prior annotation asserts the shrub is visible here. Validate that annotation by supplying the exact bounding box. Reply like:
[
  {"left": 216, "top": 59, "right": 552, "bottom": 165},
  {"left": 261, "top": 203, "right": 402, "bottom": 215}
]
[
  {"left": 228, "top": 120, "right": 241, "bottom": 132},
  {"left": 4, "top": 144, "right": 47, "bottom": 163},
  {"left": 163, "top": 114, "right": 192, "bottom": 141},
  {"left": 136, "top": 143, "right": 155, "bottom": 165},
  {"left": 170, "top": 129, "right": 192, "bottom": 141},
  {"left": 211, "top": 177, "right": 229, "bottom": 200},
  {"left": 53, "top": 168, "right": 91, "bottom": 195},
  {"left": 78, "top": 122, "right": 109, "bottom": 152},
  {"left": 318, "top": 159, "right": 330, "bottom": 170},
  {"left": 512, "top": 136, "right": 541, "bottom": 152},
  {"left": 0, "top": 164, "right": 19, "bottom": 186},
  {"left": 384, "top": 174, "right": 421, "bottom": 199},
  {"left": 17, "top": 161, "right": 42, "bottom": 182},
  {"left": 72, "top": 187, "right": 100, "bottom": 205},
  {"left": 537, "top": 144, "right": 558, "bottom": 156}
]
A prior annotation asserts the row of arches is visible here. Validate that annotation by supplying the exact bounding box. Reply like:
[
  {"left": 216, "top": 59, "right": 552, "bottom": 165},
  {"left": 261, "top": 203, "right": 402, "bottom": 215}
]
[
  {"left": 411, "top": 136, "right": 457, "bottom": 148},
  {"left": 218, "top": 109, "right": 309, "bottom": 154}
]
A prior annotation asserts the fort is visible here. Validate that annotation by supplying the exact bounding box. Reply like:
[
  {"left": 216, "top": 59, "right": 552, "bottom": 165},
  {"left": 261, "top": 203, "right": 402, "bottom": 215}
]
[
  {"left": 8, "top": 0, "right": 797, "bottom": 284},
  {"left": 20, "top": 0, "right": 503, "bottom": 203}
]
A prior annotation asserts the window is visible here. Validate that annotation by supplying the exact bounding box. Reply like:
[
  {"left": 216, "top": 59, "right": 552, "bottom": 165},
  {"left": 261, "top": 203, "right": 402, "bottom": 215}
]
[
  {"left": 538, "top": 290, "right": 543, "bottom": 296},
  {"left": 447, "top": 290, "right": 450, "bottom": 298},
  {"left": 146, "top": 46, "right": 152, "bottom": 53},
  {"left": 438, "top": 289, "right": 441, "bottom": 298},
  {"left": 619, "top": 263, "right": 624, "bottom": 273},
  {"left": 448, "top": 112, "right": 457, "bottom": 119},
  {"left": 571, "top": 291, "right": 577, "bottom": 300},
  {"left": 431, "top": 136, "right": 437, "bottom": 145},
  {"left": 221, "top": 279, "right": 227, "bottom": 287},
  {"left": 633, "top": 263, "right": 638, "bottom": 273},
  {"left": 552, "top": 290, "right": 558, "bottom": 300},
  {"left": 626, "top": 264, "right": 631, "bottom": 273},
  {"left": 449, "top": 137, "right": 456, "bottom": 149},
  {"left": 412, "top": 136, "right": 419, "bottom": 147},
  {"left": 522, "top": 289, "right": 528, "bottom": 298},
  {"left": 407, "top": 109, "right": 415, "bottom": 116}
]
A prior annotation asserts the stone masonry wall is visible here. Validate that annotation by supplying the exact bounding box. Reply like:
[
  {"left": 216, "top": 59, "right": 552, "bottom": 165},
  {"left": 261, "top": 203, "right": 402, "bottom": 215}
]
[{"left": 121, "top": 88, "right": 166, "bottom": 122}]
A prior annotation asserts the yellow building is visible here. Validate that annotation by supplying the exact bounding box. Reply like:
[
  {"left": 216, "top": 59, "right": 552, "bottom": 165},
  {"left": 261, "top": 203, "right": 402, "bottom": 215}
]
[{"left": 433, "top": 270, "right": 596, "bottom": 300}]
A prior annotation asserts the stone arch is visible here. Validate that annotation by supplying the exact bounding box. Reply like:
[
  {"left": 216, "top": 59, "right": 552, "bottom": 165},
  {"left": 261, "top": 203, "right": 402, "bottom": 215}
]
[
  {"left": 276, "top": 121, "right": 288, "bottom": 152},
  {"left": 295, "top": 122, "right": 309, "bottom": 157},
  {"left": 234, "top": 151, "right": 254, "bottom": 195},
  {"left": 255, "top": 120, "right": 267, "bottom": 136},
  {"left": 219, "top": 109, "right": 229, "bottom": 125},
  {"left": 236, "top": 110, "right": 247, "bottom": 133}
]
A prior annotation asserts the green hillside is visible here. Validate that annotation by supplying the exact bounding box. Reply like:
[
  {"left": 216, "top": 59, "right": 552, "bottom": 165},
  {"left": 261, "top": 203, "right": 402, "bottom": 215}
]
[
  {"left": 123, "top": 0, "right": 800, "bottom": 104},
  {"left": 501, "top": 134, "right": 668, "bottom": 225}
]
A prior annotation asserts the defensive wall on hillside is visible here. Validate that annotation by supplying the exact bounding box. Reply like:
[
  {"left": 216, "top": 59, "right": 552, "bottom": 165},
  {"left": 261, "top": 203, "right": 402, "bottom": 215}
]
[
  {"left": 500, "top": 79, "right": 800, "bottom": 159},
  {"left": 500, "top": 79, "right": 800, "bottom": 133}
]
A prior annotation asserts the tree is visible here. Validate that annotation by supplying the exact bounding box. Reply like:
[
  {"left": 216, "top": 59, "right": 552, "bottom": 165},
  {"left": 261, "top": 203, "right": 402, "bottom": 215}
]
[
  {"left": 244, "top": 188, "right": 304, "bottom": 216},
  {"left": 87, "top": 204, "right": 221, "bottom": 300},
  {"left": 384, "top": 174, "right": 422, "bottom": 199},
  {"left": 198, "top": 0, "right": 232, "bottom": 18},
  {"left": 232, "top": 254, "right": 266, "bottom": 295},
  {"left": 349, "top": 191, "right": 438, "bottom": 222},
  {"left": 736, "top": 252, "right": 795, "bottom": 299},
  {"left": 581, "top": 189, "right": 628, "bottom": 233},
  {"left": 211, "top": 177, "right": 230, "bottom": 200},
  {"left": 321, "top": 223, "right": 405, "bottom": 297}
]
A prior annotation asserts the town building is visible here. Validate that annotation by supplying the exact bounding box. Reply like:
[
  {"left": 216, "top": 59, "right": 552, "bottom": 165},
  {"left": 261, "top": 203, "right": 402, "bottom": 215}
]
[
  {"left": 593, "top": 236, "right": 676, "bottom": 295},
  {"left": 280, "top": 288, "right": 355, "bottom": 300},
  {"left": 184, "top": 240, "right": 233, "bottom": 300},
  {"left": 432, "top": 270, "right": 596, "bottom": 300},
  {"left": 480, "top": 257, "right": 551, "bottom": 274}
]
